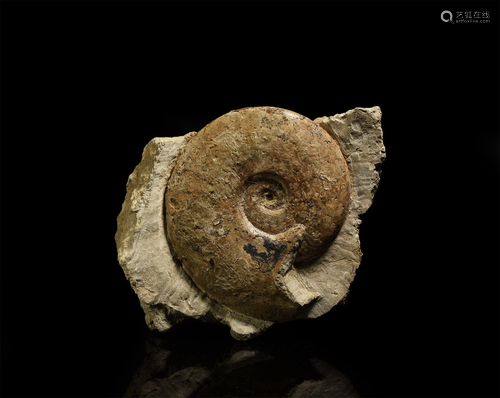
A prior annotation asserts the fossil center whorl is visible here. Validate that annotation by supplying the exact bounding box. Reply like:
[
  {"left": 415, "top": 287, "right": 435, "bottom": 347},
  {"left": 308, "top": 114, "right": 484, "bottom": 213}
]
[
  {"left": 243, "top": 173, "right": 289, "bottom": 234},
  {"left": 164, "top": 107, "right": 351, "bottom": 321}
]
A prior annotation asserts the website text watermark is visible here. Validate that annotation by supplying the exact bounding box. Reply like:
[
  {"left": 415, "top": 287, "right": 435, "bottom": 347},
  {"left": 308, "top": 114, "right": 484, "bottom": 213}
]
[{"left": 441, "top": 10, "right": 491, "bottom": 24}]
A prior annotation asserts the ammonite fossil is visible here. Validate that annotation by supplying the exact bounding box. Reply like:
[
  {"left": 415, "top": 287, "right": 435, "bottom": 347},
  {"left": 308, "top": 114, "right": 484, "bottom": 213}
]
[
  {"left": 116, "top": 106, "right": 385, "bottom": 339},
  {"left": 165, "top": 107, "right": 350, "bottom": 321}
]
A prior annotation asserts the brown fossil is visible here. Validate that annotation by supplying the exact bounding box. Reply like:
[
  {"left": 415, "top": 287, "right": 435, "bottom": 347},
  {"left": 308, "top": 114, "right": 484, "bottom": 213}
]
[
  {"left": 116, "top": 105, "right": 385, "bottom": 339},
  {"left": 165, "top": 107, "right": 350, "bottom": 321}
]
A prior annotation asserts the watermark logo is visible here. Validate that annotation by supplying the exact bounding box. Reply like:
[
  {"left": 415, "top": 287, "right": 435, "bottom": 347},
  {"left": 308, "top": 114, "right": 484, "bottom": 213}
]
[
  {"left": 441, "top": 10, "right": 454, "bottom": 23},
  {"left": 442, "top": 10, "right": 491, "bottom": 24}
]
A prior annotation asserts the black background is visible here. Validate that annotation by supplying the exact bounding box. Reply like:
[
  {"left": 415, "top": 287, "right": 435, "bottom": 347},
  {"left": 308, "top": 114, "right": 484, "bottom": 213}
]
[{"left": 1, "top": 2, "right": 499, "bottom": 397}]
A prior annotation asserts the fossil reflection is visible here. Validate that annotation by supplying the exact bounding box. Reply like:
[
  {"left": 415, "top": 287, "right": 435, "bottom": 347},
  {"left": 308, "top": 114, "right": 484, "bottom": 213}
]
[{"left": 125, "top": 331, "right": 359, "bottom": 398}]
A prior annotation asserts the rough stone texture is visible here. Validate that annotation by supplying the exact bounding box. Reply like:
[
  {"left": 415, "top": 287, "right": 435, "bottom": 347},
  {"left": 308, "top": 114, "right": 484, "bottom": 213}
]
[
  {"left": 115, "top": 133, "right": 272, "bottom": 339},
  {"left": 116, "top": 106, "right": 385, "bottom": 339}
]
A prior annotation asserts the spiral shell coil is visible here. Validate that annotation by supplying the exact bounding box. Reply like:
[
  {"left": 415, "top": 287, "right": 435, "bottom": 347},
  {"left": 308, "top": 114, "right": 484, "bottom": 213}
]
[{"left": 165, "top": 107, "right": 350, "bottom": 321}]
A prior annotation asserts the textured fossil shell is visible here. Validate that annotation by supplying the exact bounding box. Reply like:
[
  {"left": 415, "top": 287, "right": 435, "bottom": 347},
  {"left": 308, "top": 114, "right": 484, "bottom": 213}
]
[
  {"left": 116, "top": 105, "right": 385, "bottom": 339},
  {"left": 165, "top": 107, "right": 350, "bottom": 321}
]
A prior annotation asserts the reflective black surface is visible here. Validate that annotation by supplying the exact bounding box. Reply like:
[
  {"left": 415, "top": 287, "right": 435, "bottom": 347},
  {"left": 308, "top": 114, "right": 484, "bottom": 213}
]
[{"left": 125, "top": 326, "right": 360, "bottom": 398}]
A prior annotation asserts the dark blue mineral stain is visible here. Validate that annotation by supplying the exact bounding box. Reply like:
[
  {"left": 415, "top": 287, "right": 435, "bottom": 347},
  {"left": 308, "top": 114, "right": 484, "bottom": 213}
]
[{"left": 243, "top": 236, "right": 287, "bottom": 272}]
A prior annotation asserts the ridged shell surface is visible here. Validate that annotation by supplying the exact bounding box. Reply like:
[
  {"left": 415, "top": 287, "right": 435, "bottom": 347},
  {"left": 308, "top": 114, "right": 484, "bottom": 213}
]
[{"left": 165, "top": 107, "right": 350, "bottom": 321}]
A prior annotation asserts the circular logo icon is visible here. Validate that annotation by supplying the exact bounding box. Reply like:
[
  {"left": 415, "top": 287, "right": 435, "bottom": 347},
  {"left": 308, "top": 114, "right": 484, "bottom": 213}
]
[{"left": 441, "top": 10, "right": 454, "bottom": 23}]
